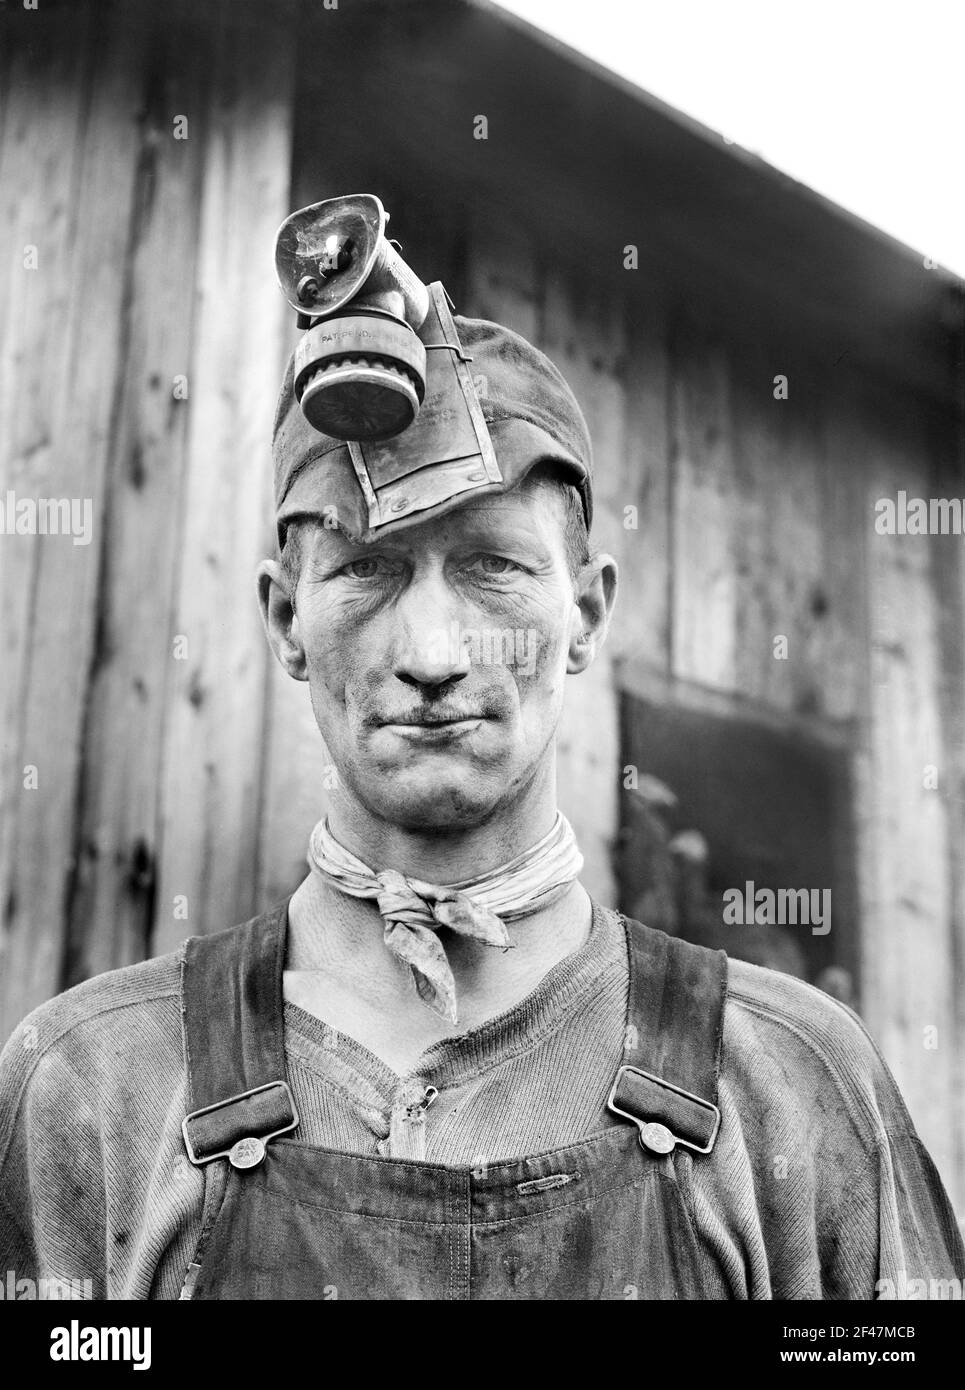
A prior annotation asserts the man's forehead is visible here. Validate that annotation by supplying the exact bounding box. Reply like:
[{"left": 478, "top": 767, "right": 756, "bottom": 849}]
[{"left": 304, "top": 483, "right": 557, "bottom": 552}]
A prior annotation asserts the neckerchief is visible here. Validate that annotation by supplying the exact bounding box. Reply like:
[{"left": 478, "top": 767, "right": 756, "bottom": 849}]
[{"left": 306, "top": 812, "right": 583, "bottom": 1023}]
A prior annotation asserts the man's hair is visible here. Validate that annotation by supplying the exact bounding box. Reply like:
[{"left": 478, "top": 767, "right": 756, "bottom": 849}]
[
  {"left": 280, "top": 464, "right": 590, "bottom": 605},
  {"left": 520, "top": 463, "right": 591, "bottom": 578}
]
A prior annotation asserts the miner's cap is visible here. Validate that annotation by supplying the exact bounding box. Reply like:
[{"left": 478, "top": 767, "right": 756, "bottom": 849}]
[{"left": 273, "top": 306, "right": 593, "bottom": 546}]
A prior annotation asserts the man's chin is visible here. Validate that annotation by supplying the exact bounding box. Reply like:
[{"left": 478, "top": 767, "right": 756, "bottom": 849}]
[{"left": 354, "top": 757, "right": 508, "bottom": 830}]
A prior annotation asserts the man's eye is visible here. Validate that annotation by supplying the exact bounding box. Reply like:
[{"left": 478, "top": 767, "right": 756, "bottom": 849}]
[
  {"left": 343, "top": 557, "right": 394, "bottom": 579},
  {"left": 468, "top": 554, "right": 518, "bottom": 576}
]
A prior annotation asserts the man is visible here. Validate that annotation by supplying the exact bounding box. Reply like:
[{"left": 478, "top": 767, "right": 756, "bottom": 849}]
[{"left": 1, "top": 196, "right": 962, "bottom": 1300}]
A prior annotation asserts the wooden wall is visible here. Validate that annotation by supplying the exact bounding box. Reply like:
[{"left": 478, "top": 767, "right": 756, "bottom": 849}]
[
  {"left": 0, "top": 0, "right": 297, "bottom": 1002},
  {"left": 1, "top": 0, "right": 962, "bottom": 1212}
]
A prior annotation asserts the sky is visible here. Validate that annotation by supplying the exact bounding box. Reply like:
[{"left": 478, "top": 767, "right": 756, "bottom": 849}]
[{"left": 494, "top": 0, "right": 964, "bottom": 278}]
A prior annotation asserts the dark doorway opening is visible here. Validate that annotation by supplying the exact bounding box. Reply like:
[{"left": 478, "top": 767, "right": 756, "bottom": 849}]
[{"left": 617, "top": 691, "right": 860, "bottom": 1008}]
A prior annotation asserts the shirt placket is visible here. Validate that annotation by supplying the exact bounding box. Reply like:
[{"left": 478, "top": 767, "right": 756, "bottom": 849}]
[{"left": 385, "top": 1078, "right": 439, "bottom": 1160}]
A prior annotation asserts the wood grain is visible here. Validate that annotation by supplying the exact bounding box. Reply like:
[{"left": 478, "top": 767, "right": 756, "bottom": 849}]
[
  {"left": 0, "top": 7, "right": 148, "bottom": 1039},
  {"left": 152, "top": 8, "right": 295, "bottom": 954},
  {"left": 62, "top": 5, "right": 210, "bottom": 984},
  {"left": 855, "top": 400, "right": 958, "bottom": 1189}
]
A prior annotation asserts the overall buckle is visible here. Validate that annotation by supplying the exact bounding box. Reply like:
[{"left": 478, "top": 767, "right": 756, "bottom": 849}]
[
  {"left": 607, "top": 1065, "right": 721, "bottom": 1156},
  {"left": 182, "top": 1080, "right": 299, "bottom": 1170}
]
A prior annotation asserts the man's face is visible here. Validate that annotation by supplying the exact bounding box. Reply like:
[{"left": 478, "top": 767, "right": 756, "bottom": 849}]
[{"left": 266, "top": 485, "right": 603, "bottom": 830}]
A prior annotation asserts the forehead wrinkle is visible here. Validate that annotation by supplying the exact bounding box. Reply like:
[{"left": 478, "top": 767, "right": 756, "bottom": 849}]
[
  {"left": 307, "top": 487, "right": 558, "bottom": 555},
  {"left": 412, "top": 486, "right": 561, "bottom": 546}
]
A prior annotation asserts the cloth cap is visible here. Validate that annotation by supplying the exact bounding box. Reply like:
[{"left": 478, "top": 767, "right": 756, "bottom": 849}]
[{"left": 273, "top": 307, "right": 593, "bottom": 545}]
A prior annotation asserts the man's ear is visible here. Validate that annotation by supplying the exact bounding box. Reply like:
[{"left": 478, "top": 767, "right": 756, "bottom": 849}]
[
  {"left": 567, "top": 552, "right": 618, "bottom": 674},
  {"left": 256, "top": 559, "right": 308, "bottom": 681}
]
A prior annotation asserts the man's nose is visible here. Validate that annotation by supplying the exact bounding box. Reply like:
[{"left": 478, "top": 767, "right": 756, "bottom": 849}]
[{"left": 392, "top": 571, "right": 471, "bottom": 689}]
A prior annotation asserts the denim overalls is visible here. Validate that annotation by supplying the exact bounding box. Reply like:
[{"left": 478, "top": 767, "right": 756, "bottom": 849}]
[{"left": 178, "top": 900, "right": 728, "bottom": 1299}]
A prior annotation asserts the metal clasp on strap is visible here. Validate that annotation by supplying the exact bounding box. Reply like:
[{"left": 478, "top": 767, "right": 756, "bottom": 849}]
[
  {"left": 607, "top": 1065, "right": 721, "bottom": 1157},
  {"left": 182, "top": 1080, "right": 299, "bottom": 1170}
]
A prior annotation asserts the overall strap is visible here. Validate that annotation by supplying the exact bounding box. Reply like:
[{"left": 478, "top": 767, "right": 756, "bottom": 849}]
[
  {"left": 609, "top": 916, "right": 727, "bottom": 1157},
  {"left": 180, "top": 898, "right": 298, "bottom": 1171}
]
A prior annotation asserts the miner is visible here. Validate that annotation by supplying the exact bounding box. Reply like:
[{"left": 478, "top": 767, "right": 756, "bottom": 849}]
[{"left": 1, "top": 196, "right": 961, "bottom": 1299}]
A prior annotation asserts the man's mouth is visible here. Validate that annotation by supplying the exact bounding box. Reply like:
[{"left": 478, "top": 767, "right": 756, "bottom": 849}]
[
  {"left": 389, "top": 717, "right": 478, "bottom": 727},
  {"left": 378, "top": 710, "right": 486, "bottom": 727},
  {"left": 377, "top": 712, "right": 486, "bottom": 741}
]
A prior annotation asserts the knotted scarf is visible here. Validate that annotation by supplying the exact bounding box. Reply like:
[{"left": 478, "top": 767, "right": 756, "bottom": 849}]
[{"left": 307, "top": 813, "right": 584, "bottom": 1023}]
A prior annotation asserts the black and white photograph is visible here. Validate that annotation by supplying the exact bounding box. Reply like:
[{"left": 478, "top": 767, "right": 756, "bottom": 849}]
[{"left": 0, "top": 0, "right": 963, "bottom": 1340}]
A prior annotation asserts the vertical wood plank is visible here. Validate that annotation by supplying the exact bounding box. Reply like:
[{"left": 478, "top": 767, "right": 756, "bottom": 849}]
[
  {"left": 618, "top": 295, "right": 673, "bottom": 674},
  {"left": 153, "top": 7, "right": 295, "bottom": 954},
  {"left": 668, "top": 320, "right": 738, "bottom": 690},
  {"left": 926, "top": 422, "right": 965, "bottom": 1211},
  {"left": 0, "top": 6, "right": 149, "bottom": 1040},
  {"left": 0, "top": 15, "right": 91, "bottom": 964},
  {"left": 729, "top": 351, "right": 826, "bottom": 715},
  {"left": 854, "top": 404, "right": 958, "bottom": 1192},
  {"left": 62, "top": 7, "right": 210, "bottom": 983},
  {"left": 818, "top": 370, "right": 868, "bottom": 722}
]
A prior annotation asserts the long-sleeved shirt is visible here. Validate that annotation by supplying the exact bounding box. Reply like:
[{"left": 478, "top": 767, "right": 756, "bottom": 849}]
[{"left": 0, "top": 901, "right": 962, "bottom": 1299}]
